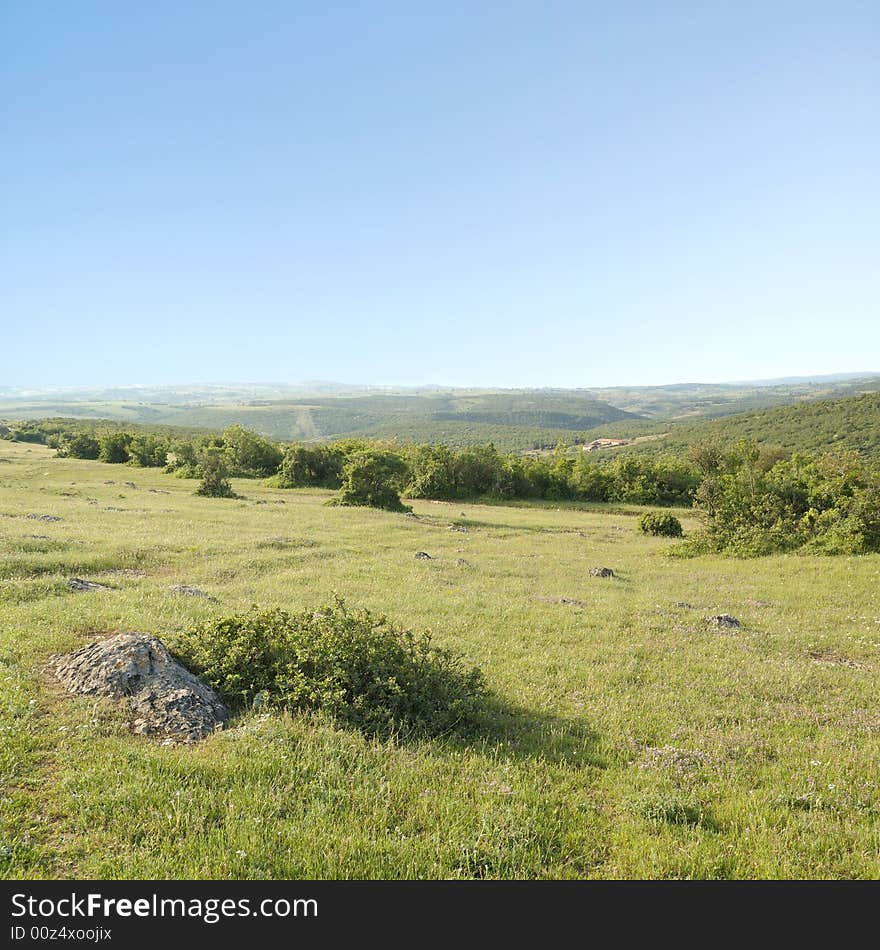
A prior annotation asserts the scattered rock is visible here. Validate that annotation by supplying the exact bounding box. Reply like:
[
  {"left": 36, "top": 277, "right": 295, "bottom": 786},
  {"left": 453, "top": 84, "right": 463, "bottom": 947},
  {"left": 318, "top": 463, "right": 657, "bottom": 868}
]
[
  {"left": 674, "top": 601, "right": 695, "bottom": 609},
  {"left": 26, "top": 513, "right": 62, "bottom": 522},
  {"left": 455, "top": 558, "right": 473, "bottom": 568},
  {"left": 169, "top": 585, "right": 218, "bottom": 602},
  {"left": 49, "top": 633, "right": 229, "bottom": 742},
  {"left": 706, "top": 614, "right": 741, "bottom": 628},
  {"left": 102, "top": 480, "right": 116, "bottom": 485},
  {"left": 448, "top": 524, "right": 468, "bottom": 533},
  {"left": 68, "top": 578, "right": 113, "bottom": 592},
  {"left": 590, "top": 567, "right": 614, "bottom": 578},
  {"left": 148, "top": 488, "right": 171, "bottom": 494},
  {"left": 124, "top": 481, "right": 137, "bottom": 489},
  {"left": 25, "top": 534, "right": 52, "bottom": 540},
  {"left": 414, "top": 551, "right": 433, "bottom": 560},
  {"left": 103, "top": 506, "right": 125, "bottom": 512}
]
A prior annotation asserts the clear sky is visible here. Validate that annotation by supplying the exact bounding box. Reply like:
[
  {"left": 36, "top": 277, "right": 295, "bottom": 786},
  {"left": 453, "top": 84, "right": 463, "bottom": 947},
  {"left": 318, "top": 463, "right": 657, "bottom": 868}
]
[{"left": 2, "top": 1, "right": 878, "bottom": 389}]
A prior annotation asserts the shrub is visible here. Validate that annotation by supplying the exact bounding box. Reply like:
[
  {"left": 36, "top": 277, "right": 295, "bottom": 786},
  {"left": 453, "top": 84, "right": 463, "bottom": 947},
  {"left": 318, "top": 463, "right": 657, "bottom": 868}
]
[
  {"left": 639, "top": 511, "right": 684, "bottom": 537},
  {"left": 222, "top": 425, "right": 283, "bottom": 477},
  {"left": 194, "top": 448, "right": 241, "bottom": 498},
  {"left": 97, "top": 431, "right": 132, "bottom": 464},
  {"left": 174, "top": 599, "right": 487, "bottom": 737},
  {"left": 273, "top": 444, "right": 346, "bottom": 488},
  {"left": 332, "top": 450, "right": 411, "bottom": 512},
  {"left": 58, "top": 434, "right": 100, "bottom": 460},
  {"left": 689, "top": 443, "right": 880, "bottom": 556}
]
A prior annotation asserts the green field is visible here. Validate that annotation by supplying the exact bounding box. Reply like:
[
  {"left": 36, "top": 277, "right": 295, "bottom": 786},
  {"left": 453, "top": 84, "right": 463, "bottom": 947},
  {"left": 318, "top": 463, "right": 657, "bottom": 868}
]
[{"left": 2, "top": 440, "right": 879, "bottom": 879}]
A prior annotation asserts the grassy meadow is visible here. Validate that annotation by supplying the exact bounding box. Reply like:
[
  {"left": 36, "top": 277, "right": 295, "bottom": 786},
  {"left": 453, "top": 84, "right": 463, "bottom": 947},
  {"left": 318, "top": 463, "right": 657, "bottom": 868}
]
[{"left": 1, "top": 439, "right": 879, "bottom": 879}]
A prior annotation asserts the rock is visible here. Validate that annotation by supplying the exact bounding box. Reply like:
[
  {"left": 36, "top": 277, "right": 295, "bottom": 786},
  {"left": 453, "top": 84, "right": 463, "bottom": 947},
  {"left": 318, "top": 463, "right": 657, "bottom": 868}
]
[
  {"left": 50, "top": 633, "right": 228, "bottom": 742},
  {"left": 27, "top": 513, "right": 62, "bottom": 522},
  {"left": 414, "top": 551, "right": 433, "bottom": 560},
  {"left": 455, "top": 558, "right": 473, "bottom": 568},
  {"left": 590, "top": 567, "right": 614, "bottom": 578},
  {"left": 674, "top": 601, "right": 695, "bottom": 609},
  {"left": 124, "top": 481, "right": 137, "bottom": 489},
  {"left": 706, "top": 614, "right": 741, "bottom": 628},
  {"left": 448, "top": 524, "right": 468, "bottom": 532},
  {"left": 68, "top": 577, "right": 113, "bottom": 592},
  {"left": 169, "top": 585, "right": 218, "bottom": 602}
]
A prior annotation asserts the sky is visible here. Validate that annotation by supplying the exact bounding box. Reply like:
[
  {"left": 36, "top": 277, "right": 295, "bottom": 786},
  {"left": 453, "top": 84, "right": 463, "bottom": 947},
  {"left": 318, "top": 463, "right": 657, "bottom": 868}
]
[{"left": 2, "top": 1, "right": 878, "bottom": 390}]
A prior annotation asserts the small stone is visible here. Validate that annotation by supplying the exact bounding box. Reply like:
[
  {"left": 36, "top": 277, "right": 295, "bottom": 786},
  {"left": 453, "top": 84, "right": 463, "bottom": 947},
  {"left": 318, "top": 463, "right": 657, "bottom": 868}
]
[
  {"left": 68, "top": 577, "right": 113, "bottom": 592},
  {"left": 590, "top": 567, "right": 614, "bottom": 578},
  {"left": 414, "top": 551, "right": 433, "bottom": 560},
  {"left": 706, "top": 614, "right": 741, "bottom": 628},
  {"left": 169, "top": 585, "right": 218, "bottom": 602}
]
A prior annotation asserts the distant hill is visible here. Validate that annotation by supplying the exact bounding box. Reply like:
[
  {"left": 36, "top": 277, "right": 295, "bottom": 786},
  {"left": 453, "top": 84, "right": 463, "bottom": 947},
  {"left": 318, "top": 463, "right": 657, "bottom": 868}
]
[
  {"left": 606, "top": 392, "right": 880, "bottom": 462},
  {"left": 1, "top": 374, "right": 879, "bottom": 452}
]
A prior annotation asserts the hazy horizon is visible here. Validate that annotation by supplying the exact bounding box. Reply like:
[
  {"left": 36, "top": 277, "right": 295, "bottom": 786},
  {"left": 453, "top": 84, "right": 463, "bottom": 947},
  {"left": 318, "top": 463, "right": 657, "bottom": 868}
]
[{"left": 3, "top": 369, "right": 880, "bottom": 399}]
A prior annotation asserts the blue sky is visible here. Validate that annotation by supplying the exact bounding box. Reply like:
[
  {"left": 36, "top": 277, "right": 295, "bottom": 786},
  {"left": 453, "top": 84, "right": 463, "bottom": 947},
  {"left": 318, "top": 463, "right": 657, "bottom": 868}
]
[{"left": 2, "top": 1, "right": 877, "bottom": 389}]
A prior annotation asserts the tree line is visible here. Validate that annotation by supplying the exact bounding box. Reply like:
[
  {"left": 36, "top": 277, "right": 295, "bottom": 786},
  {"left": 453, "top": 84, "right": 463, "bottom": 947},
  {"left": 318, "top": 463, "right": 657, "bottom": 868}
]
[{"left": 5, "top": 420, "right": 878, "bottom": 554}]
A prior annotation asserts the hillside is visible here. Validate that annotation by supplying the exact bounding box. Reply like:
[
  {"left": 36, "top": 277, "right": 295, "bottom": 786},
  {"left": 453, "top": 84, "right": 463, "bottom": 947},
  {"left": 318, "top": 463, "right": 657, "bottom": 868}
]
[{"left": 605, "top": 392, "right": 880, "bottom": 462}]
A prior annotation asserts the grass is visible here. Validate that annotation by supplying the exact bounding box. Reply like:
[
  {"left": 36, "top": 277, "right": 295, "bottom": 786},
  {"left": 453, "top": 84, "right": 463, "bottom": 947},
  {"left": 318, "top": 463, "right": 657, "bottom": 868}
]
[{"left": 1, "top": 440, "right": 879, "bottom": 879}]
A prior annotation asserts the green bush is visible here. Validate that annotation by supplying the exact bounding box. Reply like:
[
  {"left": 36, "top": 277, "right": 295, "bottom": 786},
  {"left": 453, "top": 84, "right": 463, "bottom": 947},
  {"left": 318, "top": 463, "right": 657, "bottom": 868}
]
[
  {"left": 58, "top": 434, "right": 101, "bottom": 460},
  {"left": 688, "top": 442, "right": 880, "bottom": 556},
  {"left": 222, "top": 425, "right": 283, "bottom": 477},
  {"left": 332, "top": 450, "right": 411, "bottom": 512},
  {"left": 97, "top": 431, "right": 132, "bottom": 464},
  {"left": 174, "top": 599, "right": 487, "bottom": 738},
  {"left": 194, "top": 448, "right": 241, "bottom": 498},
  {"left": 639, "top": 511, "right": 684, "bottom": 537}
]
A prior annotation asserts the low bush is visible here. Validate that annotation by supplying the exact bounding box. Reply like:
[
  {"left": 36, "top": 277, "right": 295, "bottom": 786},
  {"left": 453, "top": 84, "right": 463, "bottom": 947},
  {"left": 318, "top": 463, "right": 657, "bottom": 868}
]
[
  {"left": 639, "top": 511, "right": 684, "bottom": 537},
  {"left": 194, "top": 448, "right": 241, "bottom": 498},
  {"left": 174, "top": 599, "right": 487, "bottom": 737}
]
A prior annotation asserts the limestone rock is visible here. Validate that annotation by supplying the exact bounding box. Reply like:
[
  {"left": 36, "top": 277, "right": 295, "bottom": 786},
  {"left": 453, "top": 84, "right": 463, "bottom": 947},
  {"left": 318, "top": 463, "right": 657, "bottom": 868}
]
[
  {"left": 50, "top": 633, "right": 228, "bottom": 742},
  {"left": 68, "top": 577, "right": 113, "bottom": 592},
  {"left": 169, "top": 584, "right": 218, "bottom": 601},
  {"left": 590, "top": 567, "right": 614, "bottom": 578},
  {"left": 706, "top": 614, "right": 741, "bottom": 628}
]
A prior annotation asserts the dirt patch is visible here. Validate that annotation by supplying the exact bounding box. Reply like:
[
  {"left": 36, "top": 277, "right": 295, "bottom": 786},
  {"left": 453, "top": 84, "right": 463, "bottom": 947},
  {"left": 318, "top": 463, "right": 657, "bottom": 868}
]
[
  {"left": 536, "top": 596, "right": 585, "bottom": 607},
  {"left": 809, "top": 650, "right": 871, "bottom": 671}
]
